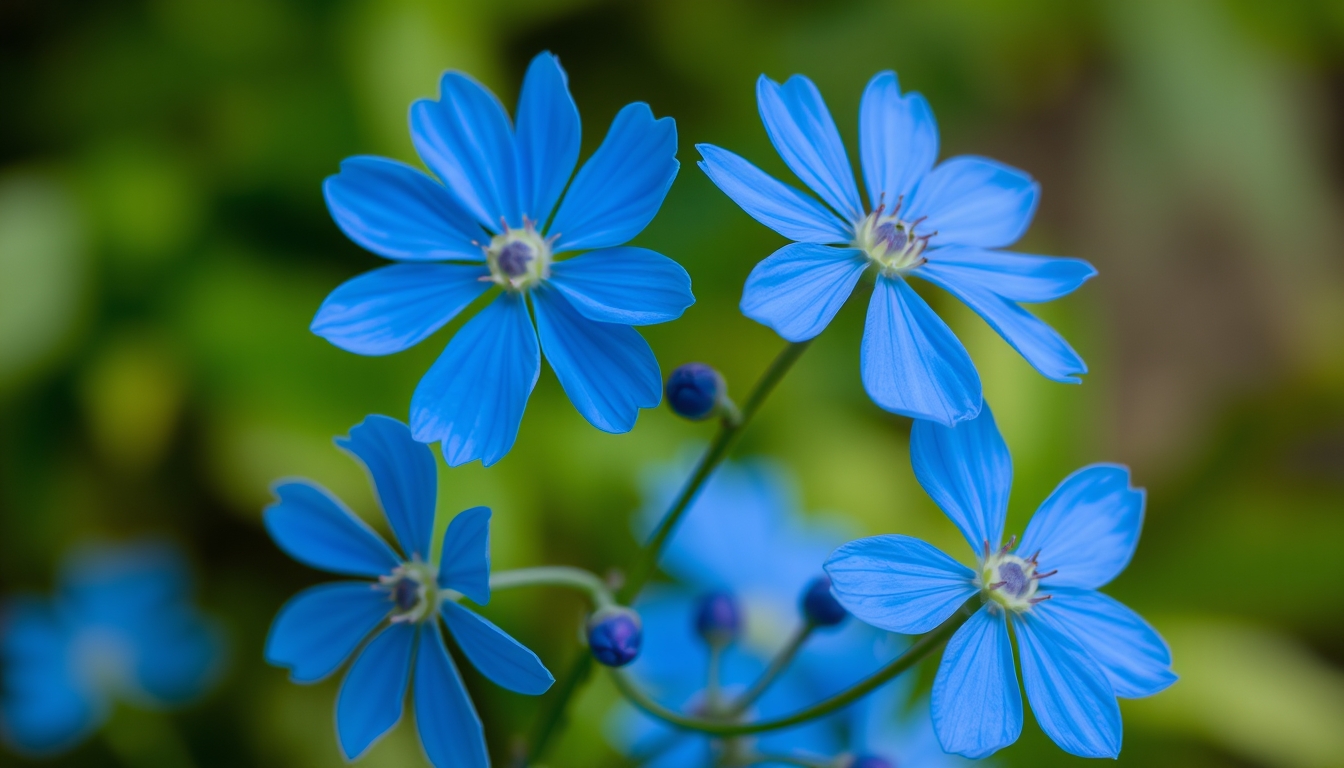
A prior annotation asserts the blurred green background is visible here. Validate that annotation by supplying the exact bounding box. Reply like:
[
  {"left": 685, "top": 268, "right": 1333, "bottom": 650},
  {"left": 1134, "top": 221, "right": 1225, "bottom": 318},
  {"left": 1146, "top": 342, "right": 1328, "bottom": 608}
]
[{"left": 2, "top": 0, "right": 1344, "bottom": 766}]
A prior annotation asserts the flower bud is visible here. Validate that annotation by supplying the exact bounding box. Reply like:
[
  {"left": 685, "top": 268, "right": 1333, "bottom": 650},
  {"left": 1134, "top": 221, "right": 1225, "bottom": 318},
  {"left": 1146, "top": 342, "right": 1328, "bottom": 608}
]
[
  {"left": 665, "top": 363, "right": 728, "bottom": 421},
  {"left": 801, "top": 575, "right": 847, "bottom": 627},
  {"left": 694, "top": 591, "right": 741, "bottom": 646},
  {"left": 848, "top": 756, "right": 893, "bottom": 768},
  {"left": 586, "top": 606, "right": 642, "bottom": 667}
]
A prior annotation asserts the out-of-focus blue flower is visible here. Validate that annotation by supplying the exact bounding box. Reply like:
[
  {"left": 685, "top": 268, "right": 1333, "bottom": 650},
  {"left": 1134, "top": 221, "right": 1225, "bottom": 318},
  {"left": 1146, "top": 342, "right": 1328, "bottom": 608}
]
[
  {"left": 846, "top": 684, "right": 980, "bottom": 768},
  {"left": 826, "top": 407, "right": 1177, "bottom": 759},
  {"left": 607, "top": 456, "right": 896, "bottom": 766},
  {"left": 0, "top": 541, "right": 224, "bottom": 755},
  {"left": 314, "top": 52, "right": 693, "bottom": 467},
  {"left": 698, "top": 72, "right": 1096, "bottom": 426},
  {"left": 263, "top": 415, "right": 553, "bottom": 767}
]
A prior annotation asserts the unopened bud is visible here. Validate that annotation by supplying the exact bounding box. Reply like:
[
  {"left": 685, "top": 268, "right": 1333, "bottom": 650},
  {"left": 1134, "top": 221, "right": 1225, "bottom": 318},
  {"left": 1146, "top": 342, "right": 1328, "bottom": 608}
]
[
  {"left": 801, "top": 575, "right": 847, "bottom": 627},
  {"left": 694, "top": 591, "right": 741, "bottom": 646},
  {"left": 665, "top": 363, "right": 732, "bottom": 421},
  {"left": 587, "top": 606, "right": 642, "bottom": 667}
]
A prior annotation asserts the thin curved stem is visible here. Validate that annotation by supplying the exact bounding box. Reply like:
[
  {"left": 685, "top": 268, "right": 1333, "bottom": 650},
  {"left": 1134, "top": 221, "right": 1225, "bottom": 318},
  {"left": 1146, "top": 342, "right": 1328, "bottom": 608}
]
[
  {"left": 727, "top": 623, "right": 814, "bottom": 715},
  {"left": 610, "top": 605, "right": 972, "bottom": 737},
  {"left": 489, "top": 566, "right": 614, "bottom": 609}
]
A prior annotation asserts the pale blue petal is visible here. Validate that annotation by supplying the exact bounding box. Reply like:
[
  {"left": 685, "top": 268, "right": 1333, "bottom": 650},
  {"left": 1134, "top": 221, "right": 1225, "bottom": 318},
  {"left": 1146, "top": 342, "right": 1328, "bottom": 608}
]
[
  {"left": 1019, "top": 464, "right": 1145, "bottom": 590},
  {"left": 336, "top": 415, "right": 438, "bottom": 560},
  {"left": 1035, "top": 587, "right": 1176, "bottom": 698},
  {"left": 438, "top": 506, "right": 492, "bottom": 605},
  {"left": 920, "top": 245, "right": 1096, "bottom": 302},
  {"left": 533, "top": 285, "right": 660, "bottom": 434},
  {"left": 548, "top": 247, "right": 694, "bottom": 326},
  {"left": 515, "top": 51, "right": 580, "bottom": 226},
  {"left": 906, "top": 156, "right": 1039, "bottom": 249},
  {"left": 858, "top": 71, "right": 938, "bottom": 210},
  {"left": 825, "top": 535, "right": 976, "bottom": 634},
  {"left": 323, "top": 156, "right": 485, "bottom": 261},
  {"left": 549, "top": 103, "right": 677, "bottom": 251},
  {"left": 440, "top": 602, "right": 554, "bottom": 695},
  {"left": 132, "top": 609, "right": 224, "bottom": 703},
  {"left": 411, "top": 72, "right": 521, "bottom": 230},
  {"left": 1015, "top": 611, "right": 1122, "bottom": 758},
  {"left": 264, "top": 482, "right": 400, "bottom": 578},
  {"left": 414, "top": 623, "right": 488, "bottom": 768},
  {"left": 336, "top": 623, "right": 414, "bottom": 760},
  {"left": 756, "top": 75, "right": 863, "bottom": 221},
  {"left": 740, "top": 243, "right": 867, "bottom": 342},
  {"left": 0, "top": 600, "right": 102, "bottom": 754},
  {"left": 860, "top": 276, "right": 981, "bottom": 426},
  {"left": 265, "top": 582, "right": 388, "bottom": 683},
  {"left": 411, "top": 291, "right": 540, "bottom": 468},
  {"left": 931, "top": 605, "right": 1021, "bottom": 759},
  {"left": 311, "top": 263, "right": 490, "bottom": 356},
  {"left": 696, "top": 144, "right": 851, "bottom": 243},
  {"left": 916, "top": 266, "right": 1087, "bottom": 383},
  {"left": 910, "top": 407, "right": 1012, "bottom": 554}
]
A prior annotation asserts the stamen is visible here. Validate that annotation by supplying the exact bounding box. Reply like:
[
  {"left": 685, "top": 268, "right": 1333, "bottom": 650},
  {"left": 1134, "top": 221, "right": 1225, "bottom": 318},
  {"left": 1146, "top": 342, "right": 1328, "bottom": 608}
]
[
  {"left": 1029, "top": 595, "right": 1053, "bottom": 604},
  {"left": 988, "top": 581, "right": 1007, "bottom": 590},
  {"left": 1026, "top": 550, "right": 1040, "bottom": 564},
  {"left": 1032, "top": 569, "right": 1058, "bottom": 580},
  {"left": 983, "top": 540, "right": 992, "bottom": 559}
]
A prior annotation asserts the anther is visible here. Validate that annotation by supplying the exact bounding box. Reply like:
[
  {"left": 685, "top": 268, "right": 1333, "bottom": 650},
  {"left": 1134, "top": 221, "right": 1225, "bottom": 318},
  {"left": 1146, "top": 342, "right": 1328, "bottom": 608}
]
[
  {"left": 988, "top": 581, "right": 1007, "bottom": 590},
  {"left": 1032, "top": 569, "right": 1058, "bottom": 580},
  {"left": 1029, "top": 595, "right": 1053, "bottom": 604}
]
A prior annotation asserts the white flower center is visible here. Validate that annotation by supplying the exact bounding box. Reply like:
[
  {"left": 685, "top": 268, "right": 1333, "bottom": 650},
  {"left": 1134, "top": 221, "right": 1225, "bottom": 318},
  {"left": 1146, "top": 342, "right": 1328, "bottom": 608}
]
[
  {"left": 852, "top": 200, "right": 931, "bottom": 274},
  {"left": 977, "top": 538, "right": 1056, "bottom": 613},
  {"left": 485, "top": 219, "right": 552, "bottom": 291},
  {"left": 380, "top": 560, "right": 439, "bottom": 624}
]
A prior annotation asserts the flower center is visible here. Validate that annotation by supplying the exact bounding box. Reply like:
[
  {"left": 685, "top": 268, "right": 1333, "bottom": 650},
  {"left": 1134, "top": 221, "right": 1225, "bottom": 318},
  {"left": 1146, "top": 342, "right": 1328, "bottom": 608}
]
[
  {"left": 852, "top": 200, "right": 932, "bottom": 274},
  {"left": 485, "top": 219, "right": 552, "bottom": 291},
  {"left": 978, "top": 538, "right": 1055, "bottom": 613},
  {"left": 379, "top": 560, "right": 438, "bottom": 624}
]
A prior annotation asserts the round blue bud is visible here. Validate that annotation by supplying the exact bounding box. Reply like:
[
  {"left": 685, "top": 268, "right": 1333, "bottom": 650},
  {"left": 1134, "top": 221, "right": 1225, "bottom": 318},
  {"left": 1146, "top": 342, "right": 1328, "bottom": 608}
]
[
  {"left": 849, "top": 756, "right": 893, "bottom": 768},
  {"left": 801, "top": 575, "right": 847, "bottom": 627},
  {"left": 587, "top": 607, "right": 642, "bottom": 667},
  {"left": 665, "top": 363, "right": 725, "bottom": 421},
  {"left": 694, "top": 591, "right": 741, "bottom": 645}
]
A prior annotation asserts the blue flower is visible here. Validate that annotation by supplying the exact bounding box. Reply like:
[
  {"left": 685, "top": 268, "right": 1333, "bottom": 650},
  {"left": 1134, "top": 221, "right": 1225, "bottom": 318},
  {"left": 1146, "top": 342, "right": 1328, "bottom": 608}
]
[
  {"left": 263, "top": 415, "right": 553, "bottom": 767},
  {"left": 698, "top": 72, "right": 1096, "bottom": 426},
  {"left": 847, "top": 685, "right": 981, "bottom": 768},
  {"left": 0, "top": 541, "right": 224, "bottom": 755},
  {"left": 314, "top": 52, "right": 693, "bottom": 467},
  {"left": 825, "top": 407, "right": 1177, "bottom": 759}
]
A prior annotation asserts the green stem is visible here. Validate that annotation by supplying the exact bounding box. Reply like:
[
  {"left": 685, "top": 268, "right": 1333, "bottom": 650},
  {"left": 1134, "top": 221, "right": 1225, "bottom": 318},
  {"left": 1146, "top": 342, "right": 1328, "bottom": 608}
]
[
  {"left": 610, "top": 605, "right": 972, "bottom": 737},
  {"left": 706, "top": 643, "right": 725, "bottom": 710},
  {"left": 727, "top": 623, "right": 814, "bottom": 715},
  {"left": 489, "top": 566, "right": 614, "bottom": 609}
]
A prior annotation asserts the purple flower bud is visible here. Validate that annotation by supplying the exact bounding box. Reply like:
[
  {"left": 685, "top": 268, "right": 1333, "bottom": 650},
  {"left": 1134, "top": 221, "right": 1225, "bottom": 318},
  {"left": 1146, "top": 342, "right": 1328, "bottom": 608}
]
[
  {"left": 694, "top": 591, "right": 741, "bottom": 645},
  {"left": 587, "top": 607, "right": 642, "bottom": 667},
  {"left": 801, "top": 575, "right": 847, "bottom": 627},
  {"left": 665, "top": 363, "right": 726, "bottom": 421}
]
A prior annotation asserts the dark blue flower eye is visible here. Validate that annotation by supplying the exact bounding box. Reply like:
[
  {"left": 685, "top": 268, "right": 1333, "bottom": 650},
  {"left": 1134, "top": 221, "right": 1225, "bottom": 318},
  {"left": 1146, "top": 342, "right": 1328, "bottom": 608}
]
[
  {"left": 800, "top": 575, "right": 847, "bottom": 627},
  {"left": 586, "top": 607, "right": 643, "bottom": 667},
  {"left": 694, "top": 591, "right": 741, "bottom": 645},
  {"left": 665, "top": 362, "right": 726, "bottom": 421}
]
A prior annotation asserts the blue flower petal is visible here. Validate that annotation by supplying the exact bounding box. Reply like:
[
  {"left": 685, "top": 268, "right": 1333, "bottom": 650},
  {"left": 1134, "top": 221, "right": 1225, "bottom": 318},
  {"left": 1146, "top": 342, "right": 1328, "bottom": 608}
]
[
  {"left": 440, "top": 602, "right": 554, "bottom": 695},
  {"left": 132, "top": 609, "right": 223, "bottom": 703},
  {"left": 0, "top": 600, "right": 102, "bottom": 755},
  {"left": 533, "top": 284, "right": 660, "bottom": 434},
  {"left": 757, "top": 75, "right": 864, "bottom": 222},
  {"left": 323, "top": 156, "right": 485, "bottom": 261},
  {"left": 411, "top": 291, "right": 540, "bottom": 468},
  {"left": 858, "top": 71, "right": 938, "bottom": 211},
  {"left": 906, "top": 156, "right": 1039, "bottom": 249},
  {"left": 825, "top": 535, "right": 977, "bottom": 634},
  {"left": 916, "top": 266, "right": 1087, "bottom": 383},
  {"left": 336, "top": 415, "right": 438, "bottom": 560},
  {"left": 414, "top": 623, "right": 488, "bottom": 768},
  {"left": 931, "top": 605, "right": 1022, "bottom": 759},
  {"left": 438, "top": 506, "right": 492, "bottom": 605},
  {"left": 695, "top": 144, "right": 851, "bottom": 243},
  {"left": 336, "top": 622, "right": 415, "bottom": 760},
  {"left": 548, "top": 247, "right": 694, "bottom": 326},
  {"left": 920, "top": 245, "right": 1096, "bottom": 302},
  {"left": 1035, "top": 587, "right": 1176, "bottom": 698},
  {"left": 60, "top": 541, "right": 187, "bottom": 626},
  {"left": 264, "top": 482, "right": 401, "bottom": 578},
  {"left": 549, "top": 103, "right": 677, "bottom": 252},
  {"left": 516, "top": 51, "right": 581, "bottom": 226},
  {"left": 910, "top": 407, "right": 1012, "bottom": 554},
  {"left": 411, "top": 72, "right": 522, "bottom": 231},
  {"left": 311, "top": 263, "right": 491, "bottom": 356},
  {"left": 740, "top": 243, "right": 867, "bottom": 342},
  {"left": 860, "top": 275, "right": 981, "bottom": 426},
  {"left": 265, "top": 582, "right": 389, "bottom": 683},
  {"left": 1019, "top": 464, "right": 1145, "bottom": 590},
  {"left": 1014, "top": 611, "right": 1122, "bottom": 758}
]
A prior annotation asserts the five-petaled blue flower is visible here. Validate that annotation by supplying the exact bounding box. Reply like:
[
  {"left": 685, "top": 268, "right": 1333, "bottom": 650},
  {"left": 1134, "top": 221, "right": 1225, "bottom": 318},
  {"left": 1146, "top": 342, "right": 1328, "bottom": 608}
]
[
  {"left": 698, "top": 71, "right": 1096, "bottom": 426},
  {"left": 825, "top": 407, "right": 1176, "bottom": 759},
  {"left": 263, "top": 415, "right": 553, "bottom": 767},
  {"left": 314, "top": 51, "right": 694, "bottom": 467},
  {"left": 0, "top": 541, "right": 224, "bottom": 755}
]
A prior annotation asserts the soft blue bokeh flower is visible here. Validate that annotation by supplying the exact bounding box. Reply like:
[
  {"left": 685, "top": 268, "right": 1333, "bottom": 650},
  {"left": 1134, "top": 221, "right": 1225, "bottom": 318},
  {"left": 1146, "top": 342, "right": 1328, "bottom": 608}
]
[
  {"left": 0, "top": 541, "right": 224, "bottom": 755},
  {"left": 826, "top": 407, "right": 1177, "bottom": 759},
  {"left": 314, "top": 51, "right": 693, "bottom": 467},
  {"left": 699, "top": 72, "right": 1095, "bottom": 426},
  {"left": 263, "top": 415, "right": 553, "bottom": 767},
  {"left": 610, "top": 455, "right": 936, "bottom": 767},
  {"left": 848, "top": 684, "right": 979, "bottom": 768}
]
